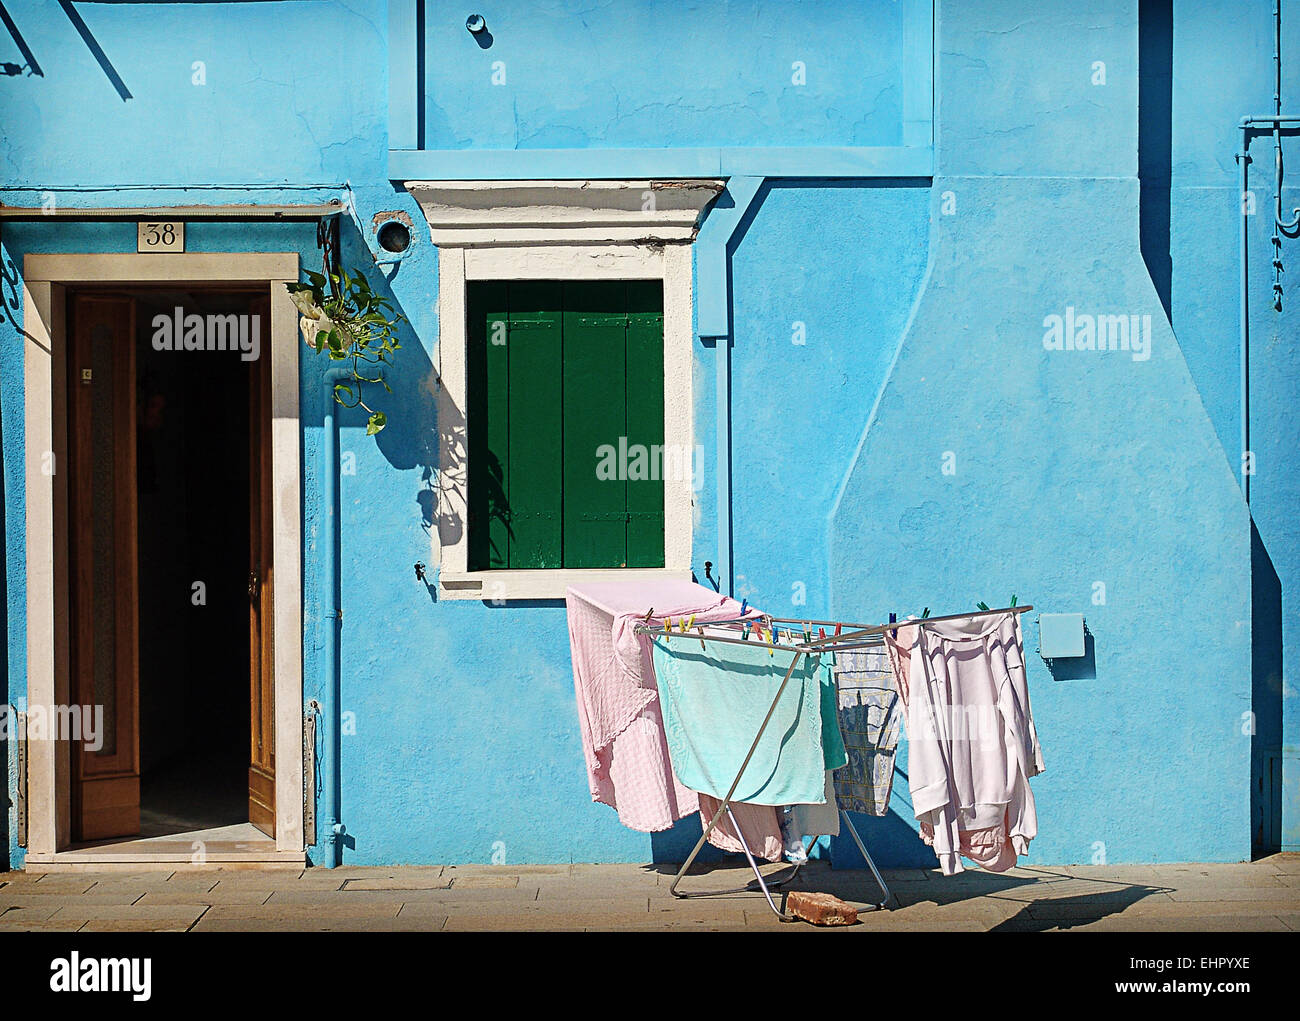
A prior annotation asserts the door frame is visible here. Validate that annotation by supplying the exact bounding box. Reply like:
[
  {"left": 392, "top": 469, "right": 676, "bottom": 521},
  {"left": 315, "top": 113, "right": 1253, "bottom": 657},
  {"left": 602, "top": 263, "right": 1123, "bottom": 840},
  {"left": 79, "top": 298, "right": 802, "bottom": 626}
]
[{"left": 22, "top": 252, "right": 305, "bottom": 858}]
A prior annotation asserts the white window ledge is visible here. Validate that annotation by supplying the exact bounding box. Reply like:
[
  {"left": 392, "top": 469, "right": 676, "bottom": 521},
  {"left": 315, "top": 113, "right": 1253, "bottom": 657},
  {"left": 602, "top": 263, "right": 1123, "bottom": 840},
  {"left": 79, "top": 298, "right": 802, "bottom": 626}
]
[{"left": 439, "top": 568, "right": 694, "bottom": 601}]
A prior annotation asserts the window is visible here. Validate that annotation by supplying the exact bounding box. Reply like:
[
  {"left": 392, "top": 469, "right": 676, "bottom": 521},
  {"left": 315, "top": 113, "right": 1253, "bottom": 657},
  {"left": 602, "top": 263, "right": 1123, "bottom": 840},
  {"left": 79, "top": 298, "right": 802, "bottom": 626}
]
[{"left": 466, "top": 280, "right": 666, "bottom": 571}]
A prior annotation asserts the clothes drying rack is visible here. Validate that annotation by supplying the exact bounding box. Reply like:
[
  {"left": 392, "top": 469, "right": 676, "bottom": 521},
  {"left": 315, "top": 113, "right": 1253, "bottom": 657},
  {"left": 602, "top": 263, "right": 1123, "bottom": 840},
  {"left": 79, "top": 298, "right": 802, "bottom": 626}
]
[{"left": 635, "top": 604, "right": 1033, "bottom": 922}]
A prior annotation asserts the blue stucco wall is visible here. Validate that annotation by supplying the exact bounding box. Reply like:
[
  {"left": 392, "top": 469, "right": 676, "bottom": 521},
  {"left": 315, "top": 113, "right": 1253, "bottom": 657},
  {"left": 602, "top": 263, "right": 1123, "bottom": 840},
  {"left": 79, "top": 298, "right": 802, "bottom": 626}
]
[{"left": 1, "top": 0, "right": 1292, "bottom": 869}]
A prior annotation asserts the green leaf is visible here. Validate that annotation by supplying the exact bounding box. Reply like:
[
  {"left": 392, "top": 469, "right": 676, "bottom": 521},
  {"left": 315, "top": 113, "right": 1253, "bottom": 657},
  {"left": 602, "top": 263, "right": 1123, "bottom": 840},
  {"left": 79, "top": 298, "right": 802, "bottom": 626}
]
[{"left": 366, "top": 411, "right": 387, "bottom": 436}]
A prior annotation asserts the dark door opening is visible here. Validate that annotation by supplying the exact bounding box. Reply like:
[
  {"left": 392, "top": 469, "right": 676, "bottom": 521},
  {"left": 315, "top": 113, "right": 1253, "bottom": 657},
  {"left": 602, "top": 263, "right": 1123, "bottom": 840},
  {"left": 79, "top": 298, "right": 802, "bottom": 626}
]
[{"left": 67, "top": 286, "right": 273, "bottom": 843}]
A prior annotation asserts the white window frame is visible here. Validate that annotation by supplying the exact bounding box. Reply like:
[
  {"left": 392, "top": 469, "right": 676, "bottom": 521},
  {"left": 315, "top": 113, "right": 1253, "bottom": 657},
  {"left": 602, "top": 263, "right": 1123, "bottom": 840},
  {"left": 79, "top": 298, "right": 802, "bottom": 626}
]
[{"left": 407, "top": 179, "right": 723, "bottom": 600}]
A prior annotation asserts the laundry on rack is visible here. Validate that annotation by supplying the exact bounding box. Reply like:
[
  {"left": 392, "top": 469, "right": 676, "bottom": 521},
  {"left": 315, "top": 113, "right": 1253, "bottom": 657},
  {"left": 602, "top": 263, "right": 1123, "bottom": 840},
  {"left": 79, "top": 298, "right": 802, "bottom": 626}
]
[
  {"left": 887, "top": 611, "right": 1045, "bottom": 876},
  {"left": 832, "top": 646, "right": 903, "bottom": 817},
  {"left": 791, "top": 770, "right": 842, "bottom": 839},
  {"left": 566, "top": 579, "right": 783, "bottom": 854},
  {"left": 696, "top": 794, "right": 785, "bottom": 861},
  {"left": 651, "top": 636, "right": 847, "bottom": 807}
]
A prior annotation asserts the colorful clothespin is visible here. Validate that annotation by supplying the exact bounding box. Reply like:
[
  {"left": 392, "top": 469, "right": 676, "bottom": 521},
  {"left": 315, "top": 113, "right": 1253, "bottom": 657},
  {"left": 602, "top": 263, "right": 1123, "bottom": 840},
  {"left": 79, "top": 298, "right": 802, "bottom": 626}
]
[
  {"left": 695, "top": 626, "right": 707, "bottom": 650},
  {"left": 741, "top": 622, "right": 751, "bottom": 640},
  {"left": 663, "top": 619, "right": 672, "bottom": 643},
  {"left": 834, "top": 622, "right": 842, "bottom": 637},
  {"left": 976, "top": 601, "right": 990, "bottom": 612},
  {"left": 740, "top": 598, "right": 749, "bottom": 616},
  {"left": 818, "top": 627, "right": 826, "bottom": 641}
]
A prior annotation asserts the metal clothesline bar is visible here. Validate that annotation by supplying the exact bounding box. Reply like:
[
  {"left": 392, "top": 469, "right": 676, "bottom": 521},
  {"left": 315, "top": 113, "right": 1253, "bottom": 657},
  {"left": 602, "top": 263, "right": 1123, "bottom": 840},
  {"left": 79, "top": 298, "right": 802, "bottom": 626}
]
[
  {"left": 832, "top": 604, "right": 1035, "bottom": 646},
  {"left": 633, "top": 623, "right": 886, "bottom": 654}
]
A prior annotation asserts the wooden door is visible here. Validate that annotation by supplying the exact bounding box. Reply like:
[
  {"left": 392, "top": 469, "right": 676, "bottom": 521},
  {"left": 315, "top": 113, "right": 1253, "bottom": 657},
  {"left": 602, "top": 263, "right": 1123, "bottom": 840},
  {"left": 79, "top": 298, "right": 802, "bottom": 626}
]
[
  {"left": 69, "top": 294, "right": 140, "bottom": 842},
  {"left": 247, "top": 295, "right": 276, "bottom": 836}
]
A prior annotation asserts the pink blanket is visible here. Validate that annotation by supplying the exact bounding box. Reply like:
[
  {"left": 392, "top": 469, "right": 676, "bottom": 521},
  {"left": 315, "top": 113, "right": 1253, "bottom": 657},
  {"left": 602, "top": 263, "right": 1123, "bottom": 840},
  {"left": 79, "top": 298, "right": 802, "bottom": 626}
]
[{"left": 566, "top": 580, "right": 780, "bottom": 854}]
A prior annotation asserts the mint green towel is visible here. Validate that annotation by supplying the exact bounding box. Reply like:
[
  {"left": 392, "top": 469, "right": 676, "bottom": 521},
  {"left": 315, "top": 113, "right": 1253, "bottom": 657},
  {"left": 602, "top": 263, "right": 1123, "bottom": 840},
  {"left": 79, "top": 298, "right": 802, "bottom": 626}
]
[{"left": 651, "top": 638, "right": 846, "bottom": 806}]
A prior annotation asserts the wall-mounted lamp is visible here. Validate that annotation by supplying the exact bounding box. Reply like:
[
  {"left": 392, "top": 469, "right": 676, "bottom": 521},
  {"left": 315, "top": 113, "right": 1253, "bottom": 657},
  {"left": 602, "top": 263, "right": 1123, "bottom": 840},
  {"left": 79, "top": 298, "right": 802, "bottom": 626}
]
[{"left": 466, "top": 14, "right": 486, "bottom": 34}]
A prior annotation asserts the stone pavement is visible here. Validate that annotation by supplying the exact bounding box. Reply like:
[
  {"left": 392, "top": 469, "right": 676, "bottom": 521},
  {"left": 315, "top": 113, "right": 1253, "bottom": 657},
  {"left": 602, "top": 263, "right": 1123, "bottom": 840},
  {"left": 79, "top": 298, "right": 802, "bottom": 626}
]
[{"left": 0, "top": 854, "right": 1296, "bottom": 931}]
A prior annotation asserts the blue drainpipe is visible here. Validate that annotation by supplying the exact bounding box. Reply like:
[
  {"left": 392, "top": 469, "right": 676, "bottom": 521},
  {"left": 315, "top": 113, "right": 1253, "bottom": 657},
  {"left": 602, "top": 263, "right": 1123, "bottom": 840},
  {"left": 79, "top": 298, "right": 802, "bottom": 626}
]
[{"left": 320, "top": 366, "right": 349, "bottom": 866}]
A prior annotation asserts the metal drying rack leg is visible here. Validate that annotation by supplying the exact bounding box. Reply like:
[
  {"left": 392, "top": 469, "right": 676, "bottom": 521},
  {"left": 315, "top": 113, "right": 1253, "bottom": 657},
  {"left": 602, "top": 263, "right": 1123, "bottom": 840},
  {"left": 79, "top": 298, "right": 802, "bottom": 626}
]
[{"left": 839, "top": 809, "right": 892, "bottom": 910}]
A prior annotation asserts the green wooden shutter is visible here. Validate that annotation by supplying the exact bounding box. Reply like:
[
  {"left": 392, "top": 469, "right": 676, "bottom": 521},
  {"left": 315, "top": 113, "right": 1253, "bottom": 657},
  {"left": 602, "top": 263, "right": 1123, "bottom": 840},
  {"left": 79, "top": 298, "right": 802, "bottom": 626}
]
[
  {"left": 466, "top": 281, "right": 509, "bottom": 570},
  {"left": 467, "top": 280, "right": 664, "bottom": 571},
  {"left": 505, "top": 281, "right": 564, "bottom": 568},
  {"left": 624, "top": 281, "right": 666, "bottom": 567}
]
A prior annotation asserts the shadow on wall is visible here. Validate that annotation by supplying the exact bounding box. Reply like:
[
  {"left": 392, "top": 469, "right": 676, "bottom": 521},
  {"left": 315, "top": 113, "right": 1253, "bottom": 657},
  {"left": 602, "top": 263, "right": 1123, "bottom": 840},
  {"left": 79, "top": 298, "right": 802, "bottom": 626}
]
[
  {"left": 318, "top": 213, "right": 439, "bottom": 535},
  {"left": 1138, "top": 0, "right": 1172, "bottom": 320},
  {"left": 1046, "top": 628, "right": 1098, "bottom": 682},
  {"left": 1252, "top": 519, "right": 1284, "bottom": 856}
]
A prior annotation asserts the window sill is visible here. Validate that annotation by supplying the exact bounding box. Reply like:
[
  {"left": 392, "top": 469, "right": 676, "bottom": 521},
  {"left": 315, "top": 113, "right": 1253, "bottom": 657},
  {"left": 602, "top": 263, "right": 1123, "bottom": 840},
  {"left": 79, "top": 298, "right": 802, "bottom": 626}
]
[{"left": 438, "top": 568, "right": 693, "bottom": 602}]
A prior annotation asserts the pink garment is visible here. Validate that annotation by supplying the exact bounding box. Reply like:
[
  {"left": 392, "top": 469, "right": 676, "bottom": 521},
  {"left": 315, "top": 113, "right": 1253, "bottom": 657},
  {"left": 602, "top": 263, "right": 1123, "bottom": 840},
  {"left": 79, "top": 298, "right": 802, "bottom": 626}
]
[
  {"left": 697, "top": 795, "right": 785, "bottom": 861},
  {"left": 888, "top": 613, "right": 1045, "bottom": 876},
  {"left": 566, "top": 580, "right": 781, "bottom": 856}
]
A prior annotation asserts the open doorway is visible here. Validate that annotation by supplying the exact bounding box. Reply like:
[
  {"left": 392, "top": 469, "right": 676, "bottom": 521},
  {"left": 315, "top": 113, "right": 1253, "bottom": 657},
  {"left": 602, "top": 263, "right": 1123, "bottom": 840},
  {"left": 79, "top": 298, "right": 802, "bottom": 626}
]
[{"left": 66, "top": 286, "right": 274, "bottom": 846}]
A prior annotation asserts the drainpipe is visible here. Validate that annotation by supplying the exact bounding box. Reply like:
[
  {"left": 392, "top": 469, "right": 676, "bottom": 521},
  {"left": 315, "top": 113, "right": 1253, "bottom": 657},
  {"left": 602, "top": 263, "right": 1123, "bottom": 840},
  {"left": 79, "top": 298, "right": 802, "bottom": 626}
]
[
  {"left": 320, "top": 366, "right": 349, "bottom": 866},
  {"left": 1237, "top": 139, "right": 1252, "bottom": 505},
  {"left": 1235, "top": 0, "right": 1300, "bottom": 502}
]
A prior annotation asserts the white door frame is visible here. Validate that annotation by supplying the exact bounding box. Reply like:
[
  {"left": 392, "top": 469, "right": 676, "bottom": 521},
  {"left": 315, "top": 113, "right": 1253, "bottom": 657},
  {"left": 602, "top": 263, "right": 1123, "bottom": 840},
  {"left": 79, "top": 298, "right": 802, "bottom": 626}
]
[{"left": 20, "top": 252, "right": 304, "bottom": 859}]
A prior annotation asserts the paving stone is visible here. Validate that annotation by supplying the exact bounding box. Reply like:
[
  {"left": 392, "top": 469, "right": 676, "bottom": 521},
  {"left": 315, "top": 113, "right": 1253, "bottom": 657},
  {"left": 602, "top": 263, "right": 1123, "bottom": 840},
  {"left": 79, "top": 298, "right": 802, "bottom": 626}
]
[
  {"left": 49, "top": 904, "right": 208, "bottom": 924},
  {"left": 21, "top": 874, "right": 101, "bottom": 893},
  {"left": 1163, "top": 886, "right": 1300, "bottom": 902},
  {"left": 199, "top": 913, "right": 449, "bottom": 932},
  {"left": 136, "top": 889, "right": 273, "bottom": 906},
  {"left": 446, "top": 874, "right": 522, "bottom": 889},
  {"left": 79, "top": 919, "right": 197, "bottom": 932},
  {"left": 0, "top": 892, "right": 148, "bottom": 908},
  {"left": 0, "top": 904, "right": 61, "bottom": 923},
  {"left": 343, "top": 875, "right": 453, "bottom": 891},
  {"left": 203, "top": 902, "right": 401, "bottom": 921},
  {"left": 0, "top": 916, "right": 89, "bottom": 931}
]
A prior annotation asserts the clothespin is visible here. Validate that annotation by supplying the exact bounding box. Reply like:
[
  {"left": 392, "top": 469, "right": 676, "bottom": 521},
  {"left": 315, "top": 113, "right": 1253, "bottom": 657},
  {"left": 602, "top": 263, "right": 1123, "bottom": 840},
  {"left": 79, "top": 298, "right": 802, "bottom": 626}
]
[
  {"left": 834, "top": 622, "right": 842, "bottom": 637},
  {"left": 663, "top": 619, "right": 672, "bottom": 643},
  {"left": 679, "top": 617, "right": 690, "bottom": 633},
  {"left": 1009, "top": 594, "right": 1017, "bottom": 607},
  {"left": 922, "top": 607, "right": 930, "bottom": 618},
  {"left": 976, "top": 601, "right": 990, "bottom": 612},
  {"left": 686, "top": 614, "right": 696, "bottom": 630},
  {"left": 818, "top": 627, "right": 826, "bottom": 641},
  {"left": 740, "top": 598, "right": 748, "bottom": 616},
  {"left": 695, "top": 626, "right": 707, "bottom": 650},
  {"left": 888, "top": 611, "right": 897, "bottom": 625},
  {"left": 643, "top": 607, "right": 655, "bottom": 624},
  {"left": 741, "top": 622, "right": 750, "bottom": 640}
]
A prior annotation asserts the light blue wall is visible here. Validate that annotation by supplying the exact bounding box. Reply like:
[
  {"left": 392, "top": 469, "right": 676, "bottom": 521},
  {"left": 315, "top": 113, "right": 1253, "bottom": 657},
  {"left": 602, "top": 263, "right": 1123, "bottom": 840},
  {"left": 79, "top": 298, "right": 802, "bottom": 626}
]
[
  {"left": 420, "top": 0, "right": 907, "bottom": 150},
  {"left": 1, "top": 0, "right": 1292, "bottom": 869}
]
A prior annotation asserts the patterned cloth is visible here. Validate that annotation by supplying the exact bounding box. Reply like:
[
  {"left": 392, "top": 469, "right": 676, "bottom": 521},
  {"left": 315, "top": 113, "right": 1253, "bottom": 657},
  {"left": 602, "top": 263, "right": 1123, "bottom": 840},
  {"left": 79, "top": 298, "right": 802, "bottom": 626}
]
[{"left": 832, "top": 646, "right": 902, "bottom": 816}]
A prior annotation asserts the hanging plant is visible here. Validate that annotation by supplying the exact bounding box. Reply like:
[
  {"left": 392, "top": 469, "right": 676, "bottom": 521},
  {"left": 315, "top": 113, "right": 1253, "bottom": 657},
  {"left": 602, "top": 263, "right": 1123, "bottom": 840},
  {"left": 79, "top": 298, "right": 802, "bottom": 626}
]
[{"left": 286, "top": 268, "right": 404, "bottom": 435}]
